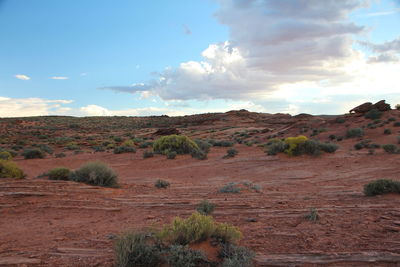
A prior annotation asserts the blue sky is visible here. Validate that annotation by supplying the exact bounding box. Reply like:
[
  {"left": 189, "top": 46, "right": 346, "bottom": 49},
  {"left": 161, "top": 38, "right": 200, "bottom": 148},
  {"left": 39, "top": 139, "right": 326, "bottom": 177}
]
[{"left": 1, "top": 0, "right": 399, "bottom": 117}]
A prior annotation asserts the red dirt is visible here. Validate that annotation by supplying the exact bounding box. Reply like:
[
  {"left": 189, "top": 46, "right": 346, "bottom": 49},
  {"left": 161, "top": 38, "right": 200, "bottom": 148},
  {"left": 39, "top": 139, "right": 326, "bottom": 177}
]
[{"left": 1, "top": 110, "right": 400, "bottom": 266}]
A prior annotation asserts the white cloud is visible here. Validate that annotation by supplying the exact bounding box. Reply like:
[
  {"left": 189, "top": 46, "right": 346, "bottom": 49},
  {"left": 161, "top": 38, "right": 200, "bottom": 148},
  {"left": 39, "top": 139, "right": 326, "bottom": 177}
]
[
  {"left": 0, "top": 97, "right": 73, "bottom": 117},
  {"left": 50, "top": 76, "right": 69, "bottom": 80},
  {"left": 15, "top": 74, "right": 31, "bottom": 80}
]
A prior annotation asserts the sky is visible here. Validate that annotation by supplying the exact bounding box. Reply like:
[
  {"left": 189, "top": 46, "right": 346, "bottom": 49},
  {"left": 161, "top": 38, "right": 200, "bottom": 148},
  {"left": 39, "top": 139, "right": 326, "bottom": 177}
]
[{"left": 0, "top": 0, "right": 400, "bottom": 117}]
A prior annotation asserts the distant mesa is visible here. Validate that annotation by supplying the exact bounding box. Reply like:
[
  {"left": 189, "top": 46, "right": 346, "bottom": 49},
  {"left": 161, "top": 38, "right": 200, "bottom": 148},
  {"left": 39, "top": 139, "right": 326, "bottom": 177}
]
[
  {"left": 349, "top": 100, "right": 391, "bottom": 114},
  {"left": 153, "top": 128, "right": 180, "bottom": 136}
]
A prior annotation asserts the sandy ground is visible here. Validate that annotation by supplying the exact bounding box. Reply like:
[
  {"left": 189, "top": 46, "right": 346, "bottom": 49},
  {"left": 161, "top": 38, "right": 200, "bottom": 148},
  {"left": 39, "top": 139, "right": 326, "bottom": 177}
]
[{"left": 1, "top": 145, "right": 400, "bottom": 266}]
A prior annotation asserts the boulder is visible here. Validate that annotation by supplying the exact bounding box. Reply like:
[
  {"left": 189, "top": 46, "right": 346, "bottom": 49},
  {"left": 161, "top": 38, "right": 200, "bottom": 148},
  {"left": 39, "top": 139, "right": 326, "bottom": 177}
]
[
  {"left": 373, "top": 100, "right": 391, "bottom": 111},
  {"left": 349, "top": 102, "right": 373, "bottom": 114}
]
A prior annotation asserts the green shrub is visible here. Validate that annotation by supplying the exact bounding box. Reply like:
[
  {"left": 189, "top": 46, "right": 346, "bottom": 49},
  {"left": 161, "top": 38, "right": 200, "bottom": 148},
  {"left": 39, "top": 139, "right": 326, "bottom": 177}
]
[
  {"left": 22, "top": 148, "right": 46, "bottom": 159},
  {"left": 328, "top": 134, "right": 336, "bottom": 140},
  {"left": 0, "top": 160, "right": 25, "bottom": 178},
  {"left": 139, "top": 141, "right": 153, "bottom": 149},
  {"left": 365, "top": 109, "right": 382, "bottom": 120},
  {"left": 219, "top": 244, "right": 255, "bottom": 267},
  {"left": 284, "top": 136, "right": 308, "bottom": 155},
  {"left": 0, "top": 151, "right": 12, "bottom": 160},
  {"left": 394, "top": 122, "right": 400, "bottom": 127},
  {"left": 194, "top": 139, "right": 212, "bottom": 153},
  {"left": 190, "top": 149, "right": 207, "bottom": 160},
  {"left": 121, "top": 139, "right": 135, "bottom": 147},
  {"left": 364, "top": 179, "right": 400, "bottom": 196},
  {"left": 47, "top": 167, "right": 71, "bottom": 181},
  {"left": 33, "top": 144, "right": 53, "bottom": 154},
  {"left": 113, "top": 146, "right": 136, "bottom": 154},
  {"left": 335, "top": 117, "right": 346, "bottom": 123},
  {"left": 388, "top": 117, "right": 396, "bottom": 122},
  {"left": 354, "top": 143, "right": 363, "bottom": 150},
  {"left": 382, "top": 144, "right": 398, "bottom": 154},
  {"left": 219, "top": 182, "right": 241, "bottom": 193},
  {"left": 223, "top": 148, "right": 238, "bottom": 159},
  {"left": 158, "top": 212, "right": 242, "bottom": 245},
  {"left": 114, "top": 232, "right": 163, "bottom": 267},
  {"left": 196, "top": 200, "right": 215, "bottom": 215},
  {"left": 318, "top": 142, "right": 339, "bottom": 153},
  {"left": 155, "top": 179, "right": 170, "bottom": 188},
  {"left": 153, "top": 135, "right": 199, "bottom": 155},
  {"left": 166, "top": 245, "right": 205, "bottom": 267},
  {"left": 211, "top": 140, "right": 234, "bottom": 147},
  {"left": 384, "top": 129, "right": 392, "bottom": 135},
  {"left": 70, "top": 161, "right": 118, "bottom": 187},
  {"left": 304, "top": 208, "right": 319, "bottom": 222},
  {"left": 166, "top": 151, "right": 177, "bottom": 159},
  {"left": 265, "top": 140, "right": 286, "bottom": 155},
  {"left": 143, "top": 150, "right": 154, "bottom": 159},
  {"left": 55, "top": 152, "right": 66, "bottom": 158},
  {"left": 346, "top": 128, "right": 364, "bottom": 138}
]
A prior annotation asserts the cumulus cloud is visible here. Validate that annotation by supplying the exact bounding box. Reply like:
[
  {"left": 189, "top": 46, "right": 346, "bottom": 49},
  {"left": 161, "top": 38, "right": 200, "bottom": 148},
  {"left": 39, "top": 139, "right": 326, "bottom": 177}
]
[
  {"left": 360, "top": 37, "right": 400, "bottom": 63},
  {"left": 15, "top": 74, "right": 31, "bottom": 80},
  {"left": 0, "top": 97, "right": 72, "bottom": 117},
  {"left": 102, "top": 0, "right": 368, "bottom": 102},
  {"left": 50, "top": 76, "right": 69, "bottom": 80}
]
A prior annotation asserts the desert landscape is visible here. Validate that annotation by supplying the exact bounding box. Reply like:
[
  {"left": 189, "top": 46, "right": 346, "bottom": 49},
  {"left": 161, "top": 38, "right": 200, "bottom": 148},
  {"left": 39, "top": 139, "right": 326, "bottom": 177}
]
[{"left": 1, "top": 101, "right": 400, "bottom": 266}]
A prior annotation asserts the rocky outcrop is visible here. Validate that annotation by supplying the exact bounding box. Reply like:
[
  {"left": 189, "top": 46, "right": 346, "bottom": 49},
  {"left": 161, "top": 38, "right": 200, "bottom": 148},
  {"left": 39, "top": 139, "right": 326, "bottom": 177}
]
[{"left": 349, "top": 100, "right": 391, "bottom": 114}]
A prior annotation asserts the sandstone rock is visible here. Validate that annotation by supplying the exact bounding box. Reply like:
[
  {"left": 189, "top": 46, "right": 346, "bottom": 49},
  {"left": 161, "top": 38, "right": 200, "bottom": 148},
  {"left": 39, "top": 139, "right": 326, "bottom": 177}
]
[
  {"left": 373, "top": 100, "right": 391, "bottom": 111},
  {"left": 349, "top": 102, "right": 373, "bottom": 114}
]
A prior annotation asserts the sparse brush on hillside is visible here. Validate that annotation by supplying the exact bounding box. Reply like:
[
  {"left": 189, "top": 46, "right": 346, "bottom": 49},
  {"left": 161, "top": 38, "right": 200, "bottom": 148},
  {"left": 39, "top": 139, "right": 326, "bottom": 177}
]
[
  {"left": 382, "top": 144, "right": 399, "bottom": 154},
  {"left": 0, "top": 151, "right": 12, "bottom": 160},
  {"left": 70, "top": 161, "right": 118, "bottom": 187},
  {"left": 365, "top": 109, "right": 382, "bottom": 120},
  {"left": 22, "top": 148, "right": 46, "bottom": 159},
  {"left": 346, "top": 128, "right": 364, "bottom": 138},
  {"left": 153, "top": 135, "right": 208, "bottom": 160},
  {"left": 47, "top": 167, "right": 71, "bottom": 180}
]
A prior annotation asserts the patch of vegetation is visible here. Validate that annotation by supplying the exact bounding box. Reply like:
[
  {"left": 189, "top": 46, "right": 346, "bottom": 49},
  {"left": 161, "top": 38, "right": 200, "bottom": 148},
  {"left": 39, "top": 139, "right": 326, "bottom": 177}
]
[
  {"left": 219, "top": 243, "right": 255, "bottom": 267},
  {"left": 70, "top": 161, "right": 118, "bottom": 187},
  {"left": 396, "top": 104, "right": 400, "bottom": 110},
  {"left": 364, "top": 179, "right": 400, "bottom": 196},
  {"left": 158, "top": 212, "right": 242, "bottom": 245},
  {"left": 304, "top": 208, "right": 319, "bottom": 223},
  {"left": 0, "top": 151, "right": 12, "bottom": 160},
  {"left": 113, "top": 146, "right": 136, "bottom": 154},
  {"left": 223, "top": 148, "right": 238, "bottom": 159},
  {"left": 382, "top": 144, "right": 399, "bottom": 154},
  {"left": 114, "top": 232, "right": 163, "bottom": 267},
  {"left": 384, "top": 128, "right": 392, "bottom": 135},
  {"left": 210, "top": 140, "right": 234, "bottom": 147},
  {"left": 166, "top": 151, "right": 177, "bottom": 159},
  {"left": 365, "top": 109, "right": 382, "bottom": 120},
  {"left": 190, "top": 149, "right": 207, "bottom": 160},
  {"left": 155, "top": 179, "right": 170, "bottom": 188},
  {"left": 197, "top": 199, "right": 215, "bottom": 215},
  {"left": 153, "top": 135, "right": 199, "bottom": 155},
  {"left": 394, "top": 122, "right": 400, "bottom": 127},
  {"left": 143, "top": 150, "right": 154, "bottom": 159},
  {"left": 55, "top": 152, "right": 66, "bottom": 158},
  {"left": 335, "top": 117, "right": 346, "bottom": 124},
  {"left": 346, "top": 128, "right": 364, "bottom": 138},
  {"left": 194, "top": 139, "right": 212, "bottom": 153},
  {"left": 167, "top": 245, "right": 206, "bottom": 267},
  {"left": 0, "top": 159, "right": 25, "bottom": 179},
  {"left": 219, "top": 182, "right": 242, "bottom": 193},
  {"left": 47, "top": 167, "right": 71, "bottom": 180},
  {"left": 22, "top": 148, "right": 46, "bottom": 159}
]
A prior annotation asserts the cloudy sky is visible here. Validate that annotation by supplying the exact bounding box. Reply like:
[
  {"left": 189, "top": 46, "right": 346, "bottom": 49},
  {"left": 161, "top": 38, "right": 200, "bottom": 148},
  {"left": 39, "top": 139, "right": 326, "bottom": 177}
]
[{"left": 1, "top": 0, "right": 399, "bottom": 117}]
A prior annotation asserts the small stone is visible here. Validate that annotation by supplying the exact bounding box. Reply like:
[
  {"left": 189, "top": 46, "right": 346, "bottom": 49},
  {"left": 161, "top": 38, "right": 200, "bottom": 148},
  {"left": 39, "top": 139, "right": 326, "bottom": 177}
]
[{"left": 245, "top": 218, "right": 257, "bottom": 222}]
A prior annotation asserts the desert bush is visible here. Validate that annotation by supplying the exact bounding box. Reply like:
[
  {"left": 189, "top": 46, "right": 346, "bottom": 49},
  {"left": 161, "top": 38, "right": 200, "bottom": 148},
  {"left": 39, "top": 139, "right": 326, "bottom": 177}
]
[
  {"left": 335, "top": 117, "right": 346, "bottom": 124},
  {"left": 388, "top": 117, "right": 396, "bottom": 122},
  {"left": 33, "top": 144, "right": 53, "bottom": 155},
  {"left": 55, "top": 152, "right": 66, "bottom": 158},
  {"left": 219, "top": 182, "right": 241, "bottom": 193},
  {"left": 166, "top": 245, "right": 205, "bottom": 267},
  {"left": 265, "top": 140, "right": 286, "bottom": 155},
  {"left": 194, "top": 139, "right": 212, "bottom": 153},
  {"left": 0, "top": 151, "right": 12, "bottom": 160},
  {"left": 158, "top": 212, "right": 242, "bottom": 245},
  {"left": 346, "top": 128, "right": 364, "bottom": 138},
  {"left": 121, "top": 139, "right": 135, "bottom": 147},
  {"left": 318, "top": 142, "right": 339, "bottom": 153},
  {"left": 394, "top": 122, "right": 400, "bottom": 127},
  {"left": 223, "top": 148, "right": 238, "bottom": 159},
  {"left": 114, "top": 232, "right": 163, "bottom": 267},
  {"left": 196, "top": 199, "right": 215, "bottom": 215},
  {"left": 153, "top": 135, "right": 200, "bottom": 156},
  {"left": 113, "top": 146, "right": 136, "bottom": 154},
  {"left": 143, "top": 150, "right": 154, "bottom": 159},
  {"left": 365, "top": 109, "right": 382, "bottom": 120},
  {"left": 211, "top": 140, "right": 234, "bottom": 147},
  {"left": 70, "top": 161, "right": 118, "bottom": 187},
  {"left": 284, "top": 136, "right": 308, "bottom": 155},
  {"left": 22, "top": 148, "right": 46, "bottom": 159},
  {"left": 328, "top": 134, "right": 336, "bottom": 140},
  {"left": 155, "top": 179, "right": 170, "bottom": 188},
  {"left": 382, "top": 144, "right": 398, "bottom": 154},
  {"left": 166, "top": 151, "right": 177, "bottom": 159},
  {"left": 190, "top": 149, "right": 207, "bottom": 160},
  {"left": 384, "top": 129, "right": 392, "bottom": 135},
  {"left": 65, "top": 142, "right": 80, "bottom": 150},
  {"left": 219, "top": 244, "right": 255, "bottom": 267},
  {"left": 364, "top": 179, "right": 400, "bottom": 196},
  {"left": 0, "top": 160, "right": 25, "bottom": 178},
  {"left": 304, "top": 208, "right": 319, "bottom": 222},
  {"left": 47, "top": 167, "right": 71, "bottom": 181}
]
